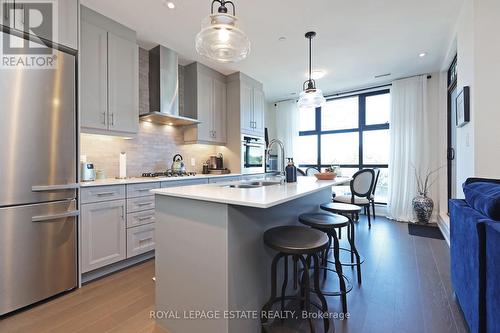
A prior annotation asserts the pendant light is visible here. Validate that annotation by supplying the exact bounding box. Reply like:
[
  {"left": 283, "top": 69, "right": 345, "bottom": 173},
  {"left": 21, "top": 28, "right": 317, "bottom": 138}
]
[
  {"left": 297, "top": 31, "right": 326, "bottom": 110},
  {"left": 195, "top": 0, "right": 250, "bottom": 63}
]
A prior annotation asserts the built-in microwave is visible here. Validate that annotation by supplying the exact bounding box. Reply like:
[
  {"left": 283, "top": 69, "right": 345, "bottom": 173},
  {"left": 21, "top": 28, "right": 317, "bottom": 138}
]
[{"left": 241, "top": 135, "right": 266, "bottom": 174}]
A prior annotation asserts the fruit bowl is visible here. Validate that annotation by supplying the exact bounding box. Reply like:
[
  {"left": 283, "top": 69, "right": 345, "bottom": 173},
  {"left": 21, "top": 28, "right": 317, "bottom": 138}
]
[{"left": 314, "top": 172, "right": 336, "bottom": 180}]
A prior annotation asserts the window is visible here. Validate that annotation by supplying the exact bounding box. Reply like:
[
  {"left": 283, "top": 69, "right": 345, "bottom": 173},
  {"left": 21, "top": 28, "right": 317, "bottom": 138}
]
[{"left": 298, "top": 89, "right": 390, "bottom": 204}]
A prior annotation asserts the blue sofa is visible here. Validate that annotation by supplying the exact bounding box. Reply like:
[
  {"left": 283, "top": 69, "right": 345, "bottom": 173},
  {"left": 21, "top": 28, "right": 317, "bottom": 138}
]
[{"left": 450, "top": 178, "right": 500, "bottom": 333}]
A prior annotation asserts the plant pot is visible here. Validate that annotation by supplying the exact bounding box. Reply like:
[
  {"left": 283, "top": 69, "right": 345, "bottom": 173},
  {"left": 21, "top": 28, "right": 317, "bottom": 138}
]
[{"left": 412, "top": 194, "right": 434, "bottom": 224}]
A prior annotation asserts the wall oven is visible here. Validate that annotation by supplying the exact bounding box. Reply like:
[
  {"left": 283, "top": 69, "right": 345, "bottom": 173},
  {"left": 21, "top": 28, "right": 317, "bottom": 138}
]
[{"left": 241, "top": 135, "right": 266, "bottom": 174}]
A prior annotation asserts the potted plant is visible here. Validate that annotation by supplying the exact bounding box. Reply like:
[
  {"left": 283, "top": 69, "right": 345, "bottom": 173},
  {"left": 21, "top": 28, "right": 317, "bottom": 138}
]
[{"left": 412, "top": 166, "right": 440, "bottom": 224}]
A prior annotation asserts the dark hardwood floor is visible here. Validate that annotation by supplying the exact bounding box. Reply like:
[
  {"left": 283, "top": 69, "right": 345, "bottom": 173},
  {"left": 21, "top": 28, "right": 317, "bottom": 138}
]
[
  {"left": 271, "top": 215, "right": 469, "bottom": 333},
  {"left": 0, "top": 216, "right": 468, "bottom": 333}
]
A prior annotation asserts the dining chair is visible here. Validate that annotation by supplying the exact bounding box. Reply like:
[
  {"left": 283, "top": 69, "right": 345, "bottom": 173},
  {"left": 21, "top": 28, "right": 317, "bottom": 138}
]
[
  {"left": 305, "top": 167, "right": 320, "bottom": 176},
  {"left": 370, "top": 168, "right": 381, "bottom": 219},
  {"left": 333, "top": 169, "right": 376, "bottom": 228}
]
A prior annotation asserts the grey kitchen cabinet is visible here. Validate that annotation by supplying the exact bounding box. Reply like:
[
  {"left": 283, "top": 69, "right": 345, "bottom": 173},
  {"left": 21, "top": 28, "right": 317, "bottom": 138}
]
[
  {"left": 80, "top": 6, "right": 138, "bottom": 135},
  {"left": 184, "top": 62, "right": 227, "bottom": 144},
  {"left": 81, "top": 199, "right": 126, "bottom": 273},
  {"left": 0, "top": 0, "right": 78, "bottom": 50},
  {"left": 161, "top": 178, "right": 209, "bottom": 188},
  {"left": 81, "top": 21, "right": 108, "bottom": 130},
  {"left": 81, "top": 185, "right": 126, "bottom": 204},
  {"left": 252, "top": 87, "right": 265, "bottom": 135},
  {"left": 207, "top": 176, "right": 241, "bottom": 184},
  {"left": 127, "top": 223, "right": 155, "bottom": 258},
  {"left": 227, "top": 72, "right": 266, "bottom": 137},
  {"left": 127, "top": 195, "right": 155, "bottom": 213},
  {"left": 107, "top": 32, "right": 139, "bottom": 133}
]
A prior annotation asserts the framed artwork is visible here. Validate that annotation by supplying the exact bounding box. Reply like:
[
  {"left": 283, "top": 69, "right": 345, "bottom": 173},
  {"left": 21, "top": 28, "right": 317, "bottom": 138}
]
[{"left": 456, "top": 86, "right": 470, "bottom": 127}]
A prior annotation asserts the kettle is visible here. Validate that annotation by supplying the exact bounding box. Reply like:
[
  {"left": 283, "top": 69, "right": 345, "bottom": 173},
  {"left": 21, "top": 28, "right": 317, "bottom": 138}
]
[{"left": 171, "top": 154, "right": 186, "bottom": 173}]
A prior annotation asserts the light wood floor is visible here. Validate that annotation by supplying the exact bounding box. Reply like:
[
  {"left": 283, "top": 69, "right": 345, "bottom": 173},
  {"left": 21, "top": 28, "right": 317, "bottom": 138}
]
[
  {"left": 0, "top": 259, "right": 166, "bottom": 333},
  {"left": 0, "top": 216, "right": 468, "bottom": 333}
]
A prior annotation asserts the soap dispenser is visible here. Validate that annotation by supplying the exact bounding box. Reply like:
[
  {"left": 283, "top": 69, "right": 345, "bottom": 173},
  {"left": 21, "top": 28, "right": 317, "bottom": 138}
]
[{"left": 285, "top": 158, "right": 297, "bottom": 183}]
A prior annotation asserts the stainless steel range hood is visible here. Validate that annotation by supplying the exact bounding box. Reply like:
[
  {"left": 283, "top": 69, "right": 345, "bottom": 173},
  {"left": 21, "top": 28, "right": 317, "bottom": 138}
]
[{"left": 140, "top": 45, "right": 200, "bottom": 126}]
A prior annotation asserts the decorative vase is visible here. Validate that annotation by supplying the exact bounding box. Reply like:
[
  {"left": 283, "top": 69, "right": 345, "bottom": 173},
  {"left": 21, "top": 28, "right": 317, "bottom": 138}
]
[{"left": 412, "top": 194, "right": 434, "bottom": 224}]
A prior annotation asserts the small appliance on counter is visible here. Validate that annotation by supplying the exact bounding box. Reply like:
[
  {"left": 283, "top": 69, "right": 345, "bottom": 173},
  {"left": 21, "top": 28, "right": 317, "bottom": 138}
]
[
  {"left": 209, "top": 153, "right": 224, "bottom": 170},
  {"left": 202, "top": 161, "right": 210, "bottom": 174},
  {"left": 171, "top": 154, "right": 186, "bottom": 173},
  {"left": 208, "top": 153, "right": 230, "bottom": 174},
  {"left": 81, "top": 162, "right": 96, "bottom": 182},
  {"left": 285, "top": 158, "right": 297, "bottom": 183}
]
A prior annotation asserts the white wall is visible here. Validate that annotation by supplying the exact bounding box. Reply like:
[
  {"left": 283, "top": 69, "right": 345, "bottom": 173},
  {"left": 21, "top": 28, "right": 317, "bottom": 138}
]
[
  {"left": 452, "top": 0, "right": 500, "bottom": 198},
  {"left": 473, "top": 0, "right": 500, "bottom": 178},
  {"left": 455, "top": 0, "right": 475, "bottom": 198},
  {"left": 265, "top": 102, "right": 277, "bottom": 141}
]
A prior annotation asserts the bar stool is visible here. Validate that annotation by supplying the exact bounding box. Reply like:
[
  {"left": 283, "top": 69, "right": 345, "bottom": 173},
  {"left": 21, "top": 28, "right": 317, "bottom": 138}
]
[
  {"left": 261, "top": 226, "right": 330, "bottom": 333},
  {"left": 298, "top": 213, "right": 352, "bottom": 314},
  {"left": 320, "top": 202, "right": 364, "bottom": 285}
]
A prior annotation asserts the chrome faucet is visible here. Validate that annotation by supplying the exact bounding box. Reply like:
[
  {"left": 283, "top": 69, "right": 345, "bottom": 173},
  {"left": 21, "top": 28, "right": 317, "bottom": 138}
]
[{"left": 267, "top": 139, "right": 286, "bottom": 184}]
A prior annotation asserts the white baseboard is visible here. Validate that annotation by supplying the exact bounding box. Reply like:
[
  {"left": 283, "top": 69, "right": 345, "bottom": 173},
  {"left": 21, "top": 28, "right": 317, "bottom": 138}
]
[{"left": 437, "top": 213, "right": 450, "bottom": 246}]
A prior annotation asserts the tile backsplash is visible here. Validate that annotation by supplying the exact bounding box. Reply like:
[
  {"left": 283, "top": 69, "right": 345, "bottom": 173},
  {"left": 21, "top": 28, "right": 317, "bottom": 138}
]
[
  {"left": 81, "top": 122, "right": 220, "bottom": 177},
  {"left": 81, "top": 47, "right": 221, "bottom": 178}
]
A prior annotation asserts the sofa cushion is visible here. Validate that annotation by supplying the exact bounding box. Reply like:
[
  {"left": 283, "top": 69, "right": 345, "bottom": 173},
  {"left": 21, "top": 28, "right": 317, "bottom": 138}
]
[{"left": 463, "top": 181, "right": 500, "bottom": 221}]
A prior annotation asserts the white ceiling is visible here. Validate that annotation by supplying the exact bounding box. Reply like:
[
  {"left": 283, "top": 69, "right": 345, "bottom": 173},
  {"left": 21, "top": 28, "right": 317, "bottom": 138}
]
[{"left": 81, "top": 0, "right": 463, "bottom": 102}]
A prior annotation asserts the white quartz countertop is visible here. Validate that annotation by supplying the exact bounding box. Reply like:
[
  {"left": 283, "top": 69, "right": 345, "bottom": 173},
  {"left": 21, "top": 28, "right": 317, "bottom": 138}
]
[
  {"left": 80, "top": 173, "right": 243, "bottom": 187},
  {"left": 151, "top": 176, "right": 351, "bottom": 209}
]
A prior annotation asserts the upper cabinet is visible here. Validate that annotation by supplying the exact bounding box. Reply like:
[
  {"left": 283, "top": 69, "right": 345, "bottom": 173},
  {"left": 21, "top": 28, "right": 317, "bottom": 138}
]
[
  {"left": 228, "top": 73, "right": 265, "bottom": 137},
  {"left": 80, "top": 6, "right": 138, "bottom": 135},
  {"left": 0, "top": 0, "right": 78, "bottom": 50},
  {"left": 183, "top": 62, "right": 227, "bottom": 144}
]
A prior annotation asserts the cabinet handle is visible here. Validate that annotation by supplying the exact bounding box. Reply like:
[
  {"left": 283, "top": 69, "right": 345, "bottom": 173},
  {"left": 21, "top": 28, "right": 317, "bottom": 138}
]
[
  {"left": 138, "top": 237, "right": 153, "bottom": 245},
  {"left": 102, "top": 111, "right": 107, "bottom": 125},
  {"left": 96, "top": 191, "right": 115, "bottom": 196},
  {"left": 137, "top": 188, "right": 152, "bottom": 192},
  {"left": 136, "top": 202, "right": 153, "bottom": 206},
  {"left": 32, "top": 210, "right": 79, "bottom": 222},
  {"left": 109, "top": 113, "right": 115, "bottom": 126},
  {"left": 137, "top": 215, "right": 154, "bottom": 221},
  {"left": 32, "top": 183, "right": 79, "bottom": 192}
]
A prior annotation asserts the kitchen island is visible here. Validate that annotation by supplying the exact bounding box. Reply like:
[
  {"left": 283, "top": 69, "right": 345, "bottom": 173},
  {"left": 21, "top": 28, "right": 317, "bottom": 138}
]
[{"left": 152, "top": 176, "right": 349, "bottom": 333}]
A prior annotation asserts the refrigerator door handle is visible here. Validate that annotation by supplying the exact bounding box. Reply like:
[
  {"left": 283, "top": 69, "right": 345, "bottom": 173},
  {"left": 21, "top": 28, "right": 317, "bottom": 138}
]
[
  {"left": 32, "top": 183, "right": 80, "bottom": 192},
  {"left": 32, "top": 210, "right": 80, "bottom": 222}
]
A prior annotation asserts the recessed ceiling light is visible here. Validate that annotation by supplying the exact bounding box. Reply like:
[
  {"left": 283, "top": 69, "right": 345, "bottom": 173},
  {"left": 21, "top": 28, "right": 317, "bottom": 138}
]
[
  {"left": 278, "top": 36, "right": 286, "bottom": 42},
  {"left": 419, "top": 52, "right": 427, "bottom": 58},
  {"left": 164, "top": 1, "right": 175, "bottom": 9}
]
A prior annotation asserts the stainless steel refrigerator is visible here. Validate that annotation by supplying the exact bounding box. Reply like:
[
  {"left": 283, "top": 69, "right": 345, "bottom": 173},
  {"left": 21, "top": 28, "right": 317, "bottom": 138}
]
[{"left": 0, "top": 31, "right": 78, "bottom": 316}]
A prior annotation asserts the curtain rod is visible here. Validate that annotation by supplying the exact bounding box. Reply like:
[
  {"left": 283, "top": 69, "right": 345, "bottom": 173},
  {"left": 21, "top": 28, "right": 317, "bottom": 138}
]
[{"left": 273, "top": 74, "right": 432, "bottom": 105}]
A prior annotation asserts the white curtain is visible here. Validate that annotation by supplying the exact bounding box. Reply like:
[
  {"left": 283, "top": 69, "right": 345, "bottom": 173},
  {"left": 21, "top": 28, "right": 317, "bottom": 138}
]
[
  {"left": 275, "top": 100, "right": 299, "bottom": 160},
  {"left": 387, "top": 75, "right": 439, "bottom": 222}
]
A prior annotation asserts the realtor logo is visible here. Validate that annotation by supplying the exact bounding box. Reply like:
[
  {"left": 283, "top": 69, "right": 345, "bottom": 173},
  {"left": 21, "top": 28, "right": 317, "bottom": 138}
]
[{"left": 1, "top": 0, "right": 57, "bottom": 68}]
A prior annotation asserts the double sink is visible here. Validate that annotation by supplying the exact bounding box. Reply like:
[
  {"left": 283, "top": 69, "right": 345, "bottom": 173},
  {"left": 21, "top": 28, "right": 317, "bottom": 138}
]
[{"left": 221, "top": 181, "right": 282, "bottom": 189}]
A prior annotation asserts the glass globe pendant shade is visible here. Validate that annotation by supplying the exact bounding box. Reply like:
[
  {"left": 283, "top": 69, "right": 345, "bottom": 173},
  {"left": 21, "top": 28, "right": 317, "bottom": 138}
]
[
  {"left": 195, "top": 13, "right": 250, "bottom": 63},
  {"left": 297, "top": 87, "right": 326, "bottom": 110}
]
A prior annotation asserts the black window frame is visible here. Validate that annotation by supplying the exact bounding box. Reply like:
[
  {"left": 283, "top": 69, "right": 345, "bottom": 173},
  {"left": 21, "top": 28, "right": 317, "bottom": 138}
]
[{"left": 298, "top": 89, "right": 390, "bottom": 204}]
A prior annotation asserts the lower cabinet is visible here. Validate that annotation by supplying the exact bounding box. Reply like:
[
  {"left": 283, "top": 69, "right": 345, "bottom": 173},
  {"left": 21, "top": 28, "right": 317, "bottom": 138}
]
[
  {"left": 81, "top": 199, "right": 126, "bottom": 273},
  {"left": 207, "top": 176, "right": 241, "bottom": 184},
  {"left": 127, "top": 223, "right": 155, "bottom": 258}
]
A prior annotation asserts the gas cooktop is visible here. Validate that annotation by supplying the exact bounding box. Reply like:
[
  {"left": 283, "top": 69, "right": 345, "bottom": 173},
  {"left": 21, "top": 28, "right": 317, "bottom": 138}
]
[{"left": 141, "top": 171, "right": 197, "bottom": 178}]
